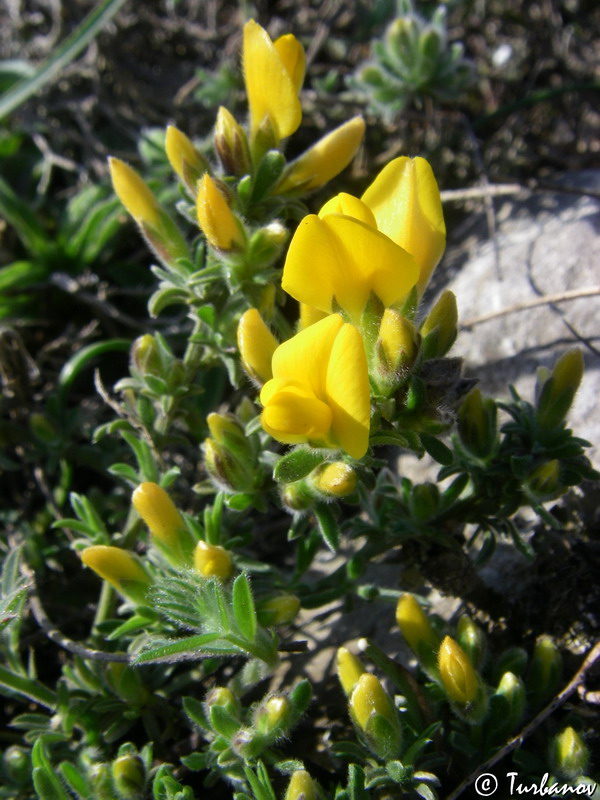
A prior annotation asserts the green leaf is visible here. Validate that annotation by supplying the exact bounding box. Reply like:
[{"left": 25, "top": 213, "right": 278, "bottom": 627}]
[
  {"left": 273, "top": 449, "right": 326, "bottom": 484},
  {"left": 59, "top": 761, "right": 92, "bottom": 798},
  {"left": 232, "top": 573, "right": 257, "bottom": 641},
  {"left": 31, "top": 740, "right": 70, "bottom": 800},
  {"left": 132, "top": 632, "right": 225, "bottom": 664},
  {"left": 148, "top": 287, "right": 190, "bottom": 316},
  {"left": 209, "top": 704, "right": 241, "bottom": 739},
  {"left": 0, "top": 260, "right": 48, "bottom": 292},
  {"left": 57, "top": 339, "right": 130, "bottom": 402},
  {"left": 182, "top": 696, "right": 210, "bottom": 731},
  {"left": 250, "top": 151, "right": 286, "bottom": 203},
  {"left": 0, "top": 665, "right": 56, "bottom": 709},
  {"left": 420, "top": 433, "right": 454, "bottom": 466},
  {"left": 0, "top": 178, "right": 47, "bottom": 254},
  {"left": 314, "top": 505, "right": 340, "bottom": 552},
  {"left": 348, "top": 764, "right": 368, "bottom": 800}
]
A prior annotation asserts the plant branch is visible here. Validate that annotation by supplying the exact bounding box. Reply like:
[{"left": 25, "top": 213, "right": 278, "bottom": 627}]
[{"left": 461, "top": 287, "right": 600, "bottom": 329}]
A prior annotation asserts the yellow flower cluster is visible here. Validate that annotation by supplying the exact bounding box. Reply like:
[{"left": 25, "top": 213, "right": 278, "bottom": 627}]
[{"left": 238, "top": 156, "right": 447, "bottom": 459}]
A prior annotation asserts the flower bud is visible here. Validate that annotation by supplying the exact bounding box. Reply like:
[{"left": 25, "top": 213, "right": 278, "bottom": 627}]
[
  {"left": 80, "top": 546, "right": 150, "bottom": 604},
  {"left": 194, "top": 540, "right": 233, "bottom": 581},
  {"left": 376, "top": 309, "right": 418, "bottom": 378},
  {"left": 458, "top": 388, "right": 498, "bottom": 460},
  {"left": 237, "top": 308, "right": 278, "bottom": 384},
  {"left": 438, "top": 636, "right": 487, "bottom": 721},
  {"left": 408, "top": 482, "right": 440, "bottom": 522},
  {"left": 550, "top": 726, "right": 589, "bottom": 779},
  {"left": 89, "top": 763, "right": 115, "bottom": 800},
  {"left": 494, "top": 671, "right": 526, "bottom": 736},
  {"left": 131, "top": 482, "right": 188, "bottom": 566},
  {"left": 312, "top": 462, "right": 357, "bottom": 498},
  {"left": 456, "top": 615, "right": 486, "bottom": 669},
  {"left": 196, "top": 174, "right": 245, "bottom": 251},
  {"left": 336, "top": 646, "right": 366, "bottom": 696},
  {"left": 257, "top": 594, "right": 301, "bottom": 626},
  {"left": 536, "top": 349, "right": 584, "bottom": 430},
  {"left": 165, "top": 125, "right": 206, "bottom": 194},
  {"left": 396, "top": 594, "right": 440, "bottom": 676},
  {"left": 420, "top": 290, "right": 458, "bottom": 359},
  {"left": 275, "top": 116, "right": 365, "bottom": 194},
  {"left": 254, "top": 695, "right": 291, "bottom": 738},
  {"left": 111, "top": 753, "right": 146, "bottom": 800},
  {"left": 204, "top": 437, "right": 256, "bottom": 493},
  {"left": 215, "top": 106, "right": 251, "bottom": 176},
  {"left": 349, "top": 673, "right": 402, "bottom": 759},
  {"left": 526, "top": 459, "right": 562, "bottom": 499},
  {"left": 130, "top": 334, "right": 163, "bottom": 377},
  {"left": 3, "top": 746, "right": 30, "bottom": 786},
  {"left": 109, "top": 157, "right": 189, "bottom": 267},
  {"left": 206, "top": 686, "right": 240, "bottom": 718},
  {"left": 285, "top": 770, "right": 317, "bottom": 800},
  {"left": 526, "top": 635, "right": 562, "bottom": 711}
]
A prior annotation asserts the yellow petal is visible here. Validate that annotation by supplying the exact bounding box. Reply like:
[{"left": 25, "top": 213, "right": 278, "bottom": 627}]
[
  {"left": 132, "top": 482, "right": 185, "bottom": 557},
  {"left": 194, "top": 540, "right": 233, "bottom": 581},
  {"left": 298, "top": 303, "right": 328, "bottom": 330},
  {"left": 243, "top": 20, "right": 302, "bottom": 141},
  {"left": 237, "top": 308, "right": 278, "bottom": 384},
  {"left": 81, "top": 546, "right": 149, "bottom": 595},
  {"left": 274, "top": 33, "right": 306, "bottom": 93},
  {"left": 261, "top": 385, "right": 333, "bottom": 444},
  {"left": 319, "top": 192, "right": 376, "bottom": 227},
  {"left": 109, "top": 157, "right": 161, "bottom": 227},
  {"left": 275, "top": 117, "right": 365, "bottom": 194},
  {"left": 326, "top": 322, "right": 370, "bottom": 458},
  {"left": 362, "top": 156, "right": 446, "bottom": 296},
  {"left": 270, "top": 313, "right": 344, "bottom": 399}
]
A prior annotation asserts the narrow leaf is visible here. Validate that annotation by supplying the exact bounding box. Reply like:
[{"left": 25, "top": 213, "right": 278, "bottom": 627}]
[{"left": 232, "top": 573, "right": 257, "bottom": 641}]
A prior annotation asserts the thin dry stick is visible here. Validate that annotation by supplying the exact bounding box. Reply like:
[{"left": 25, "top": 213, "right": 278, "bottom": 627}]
[
  {"left": 440, "top": 184, "right": 526, "bottom": 202},
  {"left": 447, "top": 640, "right": 600, "bottom": 800},
  {"left": 461, "top": 287, "right": 600, "bottom": 329}
]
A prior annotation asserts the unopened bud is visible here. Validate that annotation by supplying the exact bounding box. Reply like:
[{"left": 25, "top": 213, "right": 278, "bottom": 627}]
[
  {"left": 396, "top": 594, "right": 440, "bottom": 676},
  {"left": 536, "top": 349, "right": 584, "bottom": 430},
  {"left": 131, "top": 334, "right": 162, "bottom": 377},
  {"left": 349, "top": 673, "right": 402, "bottom": 759},
  {"left": 420, "top": 290, "right": 458, "bottom": 359},
  {"left": 254, "top": 695, "right": 291, "bottom": 738},
  {"left": 336, "top": 646, "right": 366, "bottom": 696},
  {"left": 526, "top": 635, "right": 562, "bottom": 710},
  {"left": 80, "top": 546, "right": 150, "bottom": 604},
  {"left": 438, "top": 636, "right": 487, "bottom": 721},
  {"left": 408, "top": 482, "right": 440, "bottom": 522},
  {"left": 495, "top": 671, "right": 526, "bottom": 735},
  {"left": 456, "top": 615, "right": 486, "bottom": 669},
  {"left": 257, "top": 594, "right": 301, "bottom": 626},
  {"left": 194, "top": 540, "right": 233, "bottom": 581},
  {"left": 237, "top": 308, "right": 278, "bottom": 384},
  {"left": 132, "top": 482, "right": 189, "bottom": 566},
  {"left": 111, "top": 753, "right": 146, "bottom": 800},
  {"left": 165, "top": 125, "right": 206, "bottom": 194},
  {"left": 312, "top": 462, "right": 357, "bottom": 498},
  {"left": 376, "top": 309, "right": 418, "bottom": 377},
  {"left": 458, "top": 388, "right": 497, "bottom": 460},
  {"left": 215, "top": 107, "right": 251, "bottom": 176},
  {"left": 196, "top": 174, "right": 245, "bottom": 251},
  {"left": 550, "top": 726, "right": 589, "bottom": 779},
  {"left": 284, "top": 770, "right": 317, "bottom": 800},
  {"left": 206, "top": 686, "right": 241, "bottom": 718},
  {"left": 526, "top": 459, "right": 561, "bottom": 499}
]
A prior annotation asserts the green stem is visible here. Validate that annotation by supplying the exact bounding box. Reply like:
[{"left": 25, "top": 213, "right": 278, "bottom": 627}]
[
  {"left": 93, "top": 580, "right": 116, "bottom": 631},
  {"left": 0, "top": 0, "right": 130, "bottom": 120}
]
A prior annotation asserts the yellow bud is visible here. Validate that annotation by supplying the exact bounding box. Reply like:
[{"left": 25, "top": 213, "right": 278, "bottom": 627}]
[
  {"left": 132, "top": 482, "right": 186, "bottom": 563},
  {"left": 527, "top": 459, "right": 561, "bottom": 498},
  {"left": 237, "top": 308, "right": 278, "bottom": 384},
  {"left": 536, "top": 348, "right": 584, "bottom": 430},
  {"left": 420, "top": 290, "right": 458, "bottom": 358},
  {"left": 257, "top": 594, "right": 301, "bottom": 625},
  {"left": 214, "top": 106, "right": 251, "bottom": 176},
  {"left": 111, "top": 753, "right": 146, "bottom": 799},
  {"left": 350, "top": 673, "right": 397, "bottom": 731},
  {"left": 377, "top": 309, "right": 418, "bottom": 370},
  {"left": 258, "top": 284, "right": 276, "bottom": 320},
  {"left": 313, "top": 462, "right": 357, "bottom": 498},
  {"left": 196, "top": 174, "right": 244, "bottom": 251},
  {"left": 298, "top": 303, "right": 328, "bottom": 331},
  {"left": 336, "top": 646, "right": 366, "bottom": 696},
  {"left": 285, "top": 770, "right": 317, "bottom": 800},
  {"left": 206, "top": 686, "right": 240, "bottom": 717},
  {"left": 194, "top": 540, "right": 233, "bottom": 581},
  {"left": 456, "top": 615, "right": 486, "bottom": 669},
  {"left": 396, "top": 594, "right": 440, "bottom": 661},
  {"left": 81, "top": 546, "right": 149, "bottom": 602},
  {"left": 551, "top": 726, "right": 589, "bottom": 779},
  {"left": 109, "top": 157, "right": 162, "bottom": 227},
  {"left": 274, "top": 34, "right": 306, "bottom": 93},
  {"left": 254, "top": 695, "right": 292, "bottom": 738},
  {"left": 165, "top": 125, "right": 205, "bottom": 191},
  {"left": 275, "top": 116, "right": 365, "bottom": 194},
  {"left": 438, "top": 636, "right": 479, "bottom": 705}
]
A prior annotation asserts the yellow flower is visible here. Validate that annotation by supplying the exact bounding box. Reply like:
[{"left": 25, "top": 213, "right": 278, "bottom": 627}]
[
  {"left": 275, "top": 116, "right": 365, "bottom": 194},
  {"left": 196, "top": 174, "right": 245, "bottom": 251},
  {"left": 194, "top": 540, "right": 233, "bottom": 581},
  {"left": 243, "top": 20, "right": 304, "bottom": 146},
  {"left": 282, "top": 201, "right": 418, "bottom": 322},
  {"left": 132, "top": 482, "right": 187, "bottom": 564},
  {"left": 260, "top": 314, "right": 370, "bottom": 459},
  {"left": 298, "top": 304, "right": 328, "bottom": 331},
  {"left": 361, "top": 156, "right": 446, "bottom": 297},
  {"left": 109, "top": 157, "right": 162, "bottom": 227},
  {"left": 396, "top": 594, "right": 440, "bottom": 658},
  {"left": 81, "top": 546, "right": 150, "bottom": 603},
  {"left": 165, "top": 125, "right": 205, "bottom": 190},
  {"left": 237, "top": 308, "right": 279, "bottom": 384}
]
